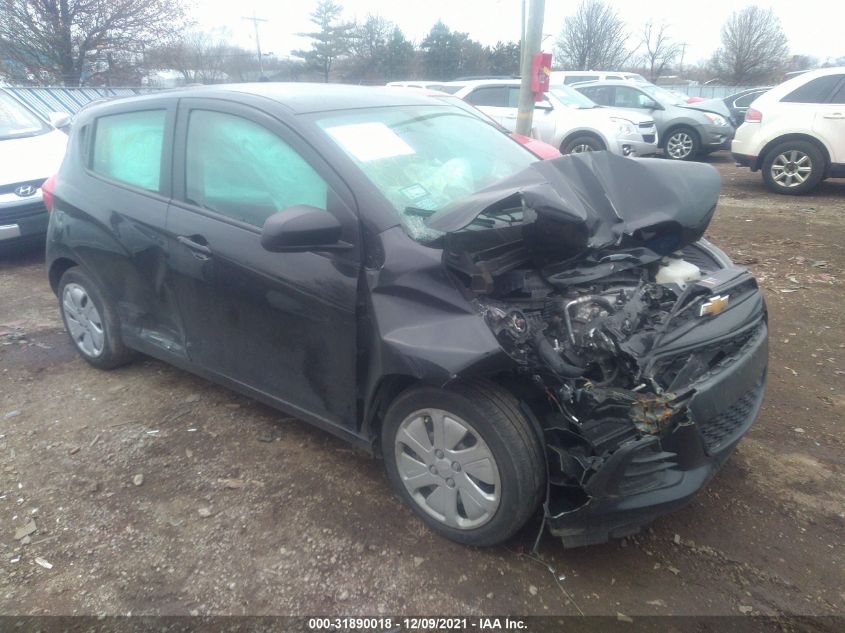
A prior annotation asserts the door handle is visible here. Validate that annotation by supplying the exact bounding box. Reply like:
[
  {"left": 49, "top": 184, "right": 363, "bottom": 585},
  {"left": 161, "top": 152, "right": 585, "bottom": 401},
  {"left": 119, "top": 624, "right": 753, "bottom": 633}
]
[{"left": 177, "top": 235, "right": 212, "bottom": 259}]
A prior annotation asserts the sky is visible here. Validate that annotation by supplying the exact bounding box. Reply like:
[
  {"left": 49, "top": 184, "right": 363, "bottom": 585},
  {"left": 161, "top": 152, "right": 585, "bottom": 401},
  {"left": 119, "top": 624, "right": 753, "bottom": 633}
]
[{"left": 196, "top": 0, "right": 845, "bottom": 67}]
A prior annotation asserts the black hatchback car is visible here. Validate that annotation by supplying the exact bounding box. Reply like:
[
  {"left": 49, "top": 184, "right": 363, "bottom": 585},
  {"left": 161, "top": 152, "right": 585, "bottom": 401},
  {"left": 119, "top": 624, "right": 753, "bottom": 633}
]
[{"left": 45, "top": 84, "right": 768, "bottom": 547}]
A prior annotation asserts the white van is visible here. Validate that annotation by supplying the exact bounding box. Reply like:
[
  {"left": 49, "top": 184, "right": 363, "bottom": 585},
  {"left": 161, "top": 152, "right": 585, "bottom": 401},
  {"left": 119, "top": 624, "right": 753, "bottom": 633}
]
[{"left": 551, "top": 71, "right": 650, "bottom": 86}]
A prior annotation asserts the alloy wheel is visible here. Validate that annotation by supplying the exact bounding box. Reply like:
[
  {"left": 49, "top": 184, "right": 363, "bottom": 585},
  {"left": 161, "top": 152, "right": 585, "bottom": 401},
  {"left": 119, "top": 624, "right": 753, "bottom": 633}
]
[
  {"left": 62, "top": 283, "right": 105, "bottom": 358},
  {"left": 571, "top": 143, "right": 595, "bottom": 153},
  {"left": 394, "top": 408, "right": 501, "bottom": 529},
  {"left": 770, "top": 150, "right": 812, "bottom": 188},
  {"left": 666, "top": 131, "right": 694, "bottom": 159}
]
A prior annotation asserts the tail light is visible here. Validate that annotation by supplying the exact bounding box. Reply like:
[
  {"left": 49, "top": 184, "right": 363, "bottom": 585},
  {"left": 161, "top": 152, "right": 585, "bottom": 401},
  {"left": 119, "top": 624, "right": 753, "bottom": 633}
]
[
  {"left": 744, "top": 108, "right": 762, "bottom": 122},
  {"left": 42, "top": 173, "right": 58, "bottom": 212}
]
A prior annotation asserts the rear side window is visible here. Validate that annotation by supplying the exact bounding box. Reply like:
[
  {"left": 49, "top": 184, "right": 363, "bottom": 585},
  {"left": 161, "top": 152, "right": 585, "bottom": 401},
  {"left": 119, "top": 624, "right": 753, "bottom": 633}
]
[
  {"left": 465, "top": 86, "right": 508, "bottom": 107},
  {"left": 564, "top": 75, "right": 598, "bottom": 84},
  {"left": 185, "top": 110, "right": 328, "bottom": 227},
  {"left": 781, "top": 75, "right": 844, "bottom": 103},
  {"left": 92, "top": 110, "right": 166, "bottom": 192}
]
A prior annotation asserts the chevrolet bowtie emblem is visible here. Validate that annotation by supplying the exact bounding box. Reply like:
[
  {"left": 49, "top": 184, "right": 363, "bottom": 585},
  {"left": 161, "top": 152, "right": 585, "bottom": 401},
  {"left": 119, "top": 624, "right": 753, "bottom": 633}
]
[{"left": 699, "top": 294, "right": 730, "bottom": 317}]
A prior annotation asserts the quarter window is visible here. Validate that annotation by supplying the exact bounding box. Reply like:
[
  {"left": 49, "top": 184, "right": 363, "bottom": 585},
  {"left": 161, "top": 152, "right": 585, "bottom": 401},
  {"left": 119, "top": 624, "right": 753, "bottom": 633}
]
[
  {"left": 781, "top": 75, "right": 844, "bottom": 103},
  {"left": 829, "top": 79, "right": 845, "bottom": 104},
  {"left": 465, "top": 86, "right": 508, "bottom": 107},
  {"left": 92, "top": 110, "right": 166, "bottom": 192},
  {"left": 185, "top": 110, "right": 328, "bottom": 227}
]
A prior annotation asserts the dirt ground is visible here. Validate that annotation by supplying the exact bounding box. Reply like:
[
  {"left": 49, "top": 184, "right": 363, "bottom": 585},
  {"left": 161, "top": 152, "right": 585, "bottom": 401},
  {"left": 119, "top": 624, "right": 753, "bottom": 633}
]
[{"left": 1, "top": 154, "right": 843, "bottom": 619}]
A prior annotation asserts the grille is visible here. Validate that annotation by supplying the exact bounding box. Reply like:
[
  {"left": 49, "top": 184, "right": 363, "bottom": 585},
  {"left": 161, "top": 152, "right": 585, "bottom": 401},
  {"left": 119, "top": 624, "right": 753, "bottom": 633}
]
[
  {"left": 0, "top": 178, "right": 45, "bottom": 195},
  {"left": 0, "top": 201, "right": 47, "bottom": 223},
  {"left": 642, "top": 134, "right": 656, "bottom": 143},
  {"left": 697, "top": 377, "right": 764, "bottom": 453}
]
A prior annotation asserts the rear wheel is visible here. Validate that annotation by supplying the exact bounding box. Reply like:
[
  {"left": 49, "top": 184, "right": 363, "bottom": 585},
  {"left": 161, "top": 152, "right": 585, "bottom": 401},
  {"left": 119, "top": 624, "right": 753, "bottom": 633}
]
[
  {"left": 561, "top": 135, "right": 605, "bottom": 154},
  {"left": 58, "top": 268, "right": 135, "bottom": 369},
  {"left": 382, "top": 380, "right": 544, "bottom": 546},
  {"left": 761, "top": 140, "right": 825, "bottom": 195},
  {"left": 663, "top": 126, "right": 700, "bottom": 160}
]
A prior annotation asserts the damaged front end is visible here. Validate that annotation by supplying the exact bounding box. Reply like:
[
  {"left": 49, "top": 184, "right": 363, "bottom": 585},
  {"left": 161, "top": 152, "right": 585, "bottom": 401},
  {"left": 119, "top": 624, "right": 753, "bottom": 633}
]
[{"left": 427, "top": 152, "right": 768, "bottom": 547}]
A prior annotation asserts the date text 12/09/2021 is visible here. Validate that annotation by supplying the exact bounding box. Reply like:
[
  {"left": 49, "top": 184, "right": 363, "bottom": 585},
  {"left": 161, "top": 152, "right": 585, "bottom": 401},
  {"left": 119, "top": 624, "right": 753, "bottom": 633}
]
[{"left": 307, "top": 617, "right": 528, "bottom": 630}]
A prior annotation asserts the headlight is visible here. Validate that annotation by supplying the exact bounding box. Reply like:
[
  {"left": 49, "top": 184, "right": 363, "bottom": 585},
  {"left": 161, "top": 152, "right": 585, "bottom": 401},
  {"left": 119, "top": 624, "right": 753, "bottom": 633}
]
[
  {"left": 703, "top": 112, "right": 728, "bottom": 126},
  {"left": 609, "top": 117, "right": 636, "bottom": 136}
]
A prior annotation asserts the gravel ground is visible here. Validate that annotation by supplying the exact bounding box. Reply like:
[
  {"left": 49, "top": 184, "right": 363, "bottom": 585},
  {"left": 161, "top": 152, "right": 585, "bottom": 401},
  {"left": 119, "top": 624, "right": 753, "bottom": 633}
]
[{"left": 1, "top": 154, "right": 843, "bottom": 618}]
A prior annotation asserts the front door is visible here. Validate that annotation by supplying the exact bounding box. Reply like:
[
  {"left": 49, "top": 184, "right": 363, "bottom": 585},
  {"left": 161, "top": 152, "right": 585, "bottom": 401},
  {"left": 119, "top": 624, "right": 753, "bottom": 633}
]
[{"left": 165, "top": 98, "right": 361, "bottom": 431}]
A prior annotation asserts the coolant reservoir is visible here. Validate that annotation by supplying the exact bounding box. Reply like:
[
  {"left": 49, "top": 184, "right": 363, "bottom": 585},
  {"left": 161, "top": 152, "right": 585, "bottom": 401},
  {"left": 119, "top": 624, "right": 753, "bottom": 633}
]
[{"left": 656, "top": 257, "right": 701, "bottom": 288}]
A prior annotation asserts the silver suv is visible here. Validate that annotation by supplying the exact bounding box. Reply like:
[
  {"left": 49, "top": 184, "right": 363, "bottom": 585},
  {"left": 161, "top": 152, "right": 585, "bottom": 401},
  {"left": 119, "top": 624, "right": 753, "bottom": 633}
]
[{"left": 575, "top": 81, "right": 736, "bottom": 160}]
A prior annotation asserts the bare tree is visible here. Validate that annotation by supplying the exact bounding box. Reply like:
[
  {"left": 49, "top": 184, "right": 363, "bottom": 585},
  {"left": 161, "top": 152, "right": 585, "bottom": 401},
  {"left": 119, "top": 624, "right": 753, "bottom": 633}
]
[
  {"left": 640, "top": 21, "right": 681, "bottom": 82},
  {"left": 0, "top": 0, "right": 187, "bottom": 86},
  {"left": 147, "top": 31, "right": 232, "bottom": 85},
  {"left": 554, "top": 0, "right": 631, "bottom": 71},
  {"left": 710, "top": 6, "right": 789, "bottom": 84}
]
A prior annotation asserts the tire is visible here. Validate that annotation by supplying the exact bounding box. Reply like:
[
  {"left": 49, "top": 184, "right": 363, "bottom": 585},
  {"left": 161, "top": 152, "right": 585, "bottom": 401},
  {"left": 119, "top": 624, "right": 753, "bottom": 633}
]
[
  {"left": 663, "top": 126, "right": 700, "bottom": 160},
  {"left": 58, "top": 267, "right": 135, "bottom": 369},
  {"left": 561, "top": 135, "right": 605, "bottom": 154},
  {"left": 382, "top": 379, "right": 544, "bottom": 546},
  {"left": 761, "top": 140, "right": 825, "bottom": 195}
]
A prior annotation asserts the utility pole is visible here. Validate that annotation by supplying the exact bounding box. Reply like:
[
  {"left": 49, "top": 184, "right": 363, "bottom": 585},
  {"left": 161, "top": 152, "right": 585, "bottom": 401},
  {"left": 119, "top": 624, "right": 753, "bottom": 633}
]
[
  {"left": 242, "top": 12, "right": 269, "bottom": 77},
  {"left": 516, "top": 0, "right": 545, "bottom": 136},
  {"left": 678, "top": 42, "right": 687, "bottom": 76}
]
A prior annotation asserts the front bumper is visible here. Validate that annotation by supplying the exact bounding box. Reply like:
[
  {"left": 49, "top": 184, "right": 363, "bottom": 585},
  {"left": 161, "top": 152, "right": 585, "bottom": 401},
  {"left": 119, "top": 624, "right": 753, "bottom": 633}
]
[
  {"left": 613, "top": 130, "right": 659, "bottom": 157},
  {"left": 0, "top": 197, "right": 49, "bottom": 247},
  {"left": 700, "top": 123, "right": 735, "bottom": 150},
  {"left": 547, "top": 320, "right": 768, "bottom": 548}
]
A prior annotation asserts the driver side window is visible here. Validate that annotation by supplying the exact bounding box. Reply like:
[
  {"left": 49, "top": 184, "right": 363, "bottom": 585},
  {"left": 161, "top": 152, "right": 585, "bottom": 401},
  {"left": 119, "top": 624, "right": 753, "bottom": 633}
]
[{"left": 185, "top": 110, "right": 328, "bottom": 227}]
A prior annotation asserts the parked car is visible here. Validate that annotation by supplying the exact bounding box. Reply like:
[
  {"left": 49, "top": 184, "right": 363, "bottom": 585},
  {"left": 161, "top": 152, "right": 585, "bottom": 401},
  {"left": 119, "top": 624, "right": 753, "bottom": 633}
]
[
  {"left": 575, "top": 80, "right": 736, "bottom": 160},
  {"left": 391, "top": 86, "right": 561, "bottom": 160},
  {"left": 550, "top": 70, "right": 649, "bottom": 86},
  {"left": 386, "top": 80, "right": 461, "bottom": 94},
  {"left": 0, "top": 90, "right": 69, "bottom": 251},
  {"left": 732, "top": 68, "right": 845, "bottom": 194},
  {"left": 724, "top": 87, "right": 771, "bottom": 125},
  {"left": 46, "top": 84, "right": 767, "bottom": 548},
  {"left": 449, "top": 79, "right": 659, "bottom": 156}
]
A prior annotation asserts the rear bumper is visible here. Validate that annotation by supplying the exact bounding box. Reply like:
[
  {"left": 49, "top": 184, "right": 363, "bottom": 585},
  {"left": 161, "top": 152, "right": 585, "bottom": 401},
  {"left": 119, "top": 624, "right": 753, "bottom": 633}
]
[
  {"left": 547, "top": 320, "right": 768, "bottom": 547},
  {"left": 732, "top": 152, "right": 758, "bottom": 170}
]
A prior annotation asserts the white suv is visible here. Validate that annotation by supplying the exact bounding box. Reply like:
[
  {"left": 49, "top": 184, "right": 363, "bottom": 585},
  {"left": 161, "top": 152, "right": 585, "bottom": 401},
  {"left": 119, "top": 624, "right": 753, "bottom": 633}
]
[
  {"left": 732, "top": 67, "right": 845, "bottom": 194},
  {"left": 449, "top": 79, "right": 658, "bottom": 157}
]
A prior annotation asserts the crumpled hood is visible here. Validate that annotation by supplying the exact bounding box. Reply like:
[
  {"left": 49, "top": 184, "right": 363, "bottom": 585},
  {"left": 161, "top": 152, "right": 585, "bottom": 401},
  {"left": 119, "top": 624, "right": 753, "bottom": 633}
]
[{"left": 427, "top": 152, "right": 721, "bottom": 283}]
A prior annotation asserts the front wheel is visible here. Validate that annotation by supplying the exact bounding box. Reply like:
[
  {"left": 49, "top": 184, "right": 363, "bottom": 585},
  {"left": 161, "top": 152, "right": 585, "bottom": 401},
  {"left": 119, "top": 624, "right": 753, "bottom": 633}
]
[
  {"left": 761, "top": 140, "right": 825, "bottom": 195},
  {"left": 382, "top": 380, "right": 544, "bottom": 546},
  {"left": 561, "top": 135, "right": 605, "bottom": 154},
  {"left": 663, "top": 127, "right": 700, "bottom": 160}
]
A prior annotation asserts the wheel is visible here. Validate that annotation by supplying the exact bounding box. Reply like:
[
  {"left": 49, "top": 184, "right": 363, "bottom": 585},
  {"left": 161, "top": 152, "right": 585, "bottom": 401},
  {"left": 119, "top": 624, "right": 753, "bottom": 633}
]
[
  {"left": 561, "top": 135, "right": 604, "bottom": 154},
  {"left": 663, "top": 126, "right": 700, "bottom": 160},
  {"left": 761, "top": 140, "right": 825, "bottom": 195},
  {"left": 58, "top": 267, "right": 135, "bottom": 369},
  {"left": 382, "top": 379, "right": 544, "bottom": 546}
]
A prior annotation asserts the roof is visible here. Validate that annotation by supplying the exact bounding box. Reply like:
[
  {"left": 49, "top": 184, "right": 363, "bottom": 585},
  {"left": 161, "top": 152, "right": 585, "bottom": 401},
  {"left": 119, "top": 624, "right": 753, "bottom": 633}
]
[{"left": 106, "top": 82, "right": 445, "bottom": 114}]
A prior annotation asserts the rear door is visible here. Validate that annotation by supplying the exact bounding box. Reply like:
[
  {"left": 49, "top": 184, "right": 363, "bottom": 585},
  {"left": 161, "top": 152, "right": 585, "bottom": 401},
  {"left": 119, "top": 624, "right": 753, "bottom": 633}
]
[
  {"left": 165, "top": 98, "right": 362, "bottom": 431},
  {"left": 80, "top": 102, "right": 186, "bottom": 358},
  {"left": 813, "top": 75, "right": 845, "bottom": 164}
]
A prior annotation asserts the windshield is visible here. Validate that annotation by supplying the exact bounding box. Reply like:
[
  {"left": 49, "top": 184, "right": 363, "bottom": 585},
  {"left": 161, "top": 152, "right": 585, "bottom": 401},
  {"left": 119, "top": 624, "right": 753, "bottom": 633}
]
[
  {"left": 640, "top": 84, "right": 686, "bottom": 106},
  {"left": 549, "top": 85, "right": 599, "bottom": 109},
  {"left": 0, "top": 92, "right": 49, "bottom": 140},
  {"left": 316, "top": 105, "right": 537, "bottom": 243}
]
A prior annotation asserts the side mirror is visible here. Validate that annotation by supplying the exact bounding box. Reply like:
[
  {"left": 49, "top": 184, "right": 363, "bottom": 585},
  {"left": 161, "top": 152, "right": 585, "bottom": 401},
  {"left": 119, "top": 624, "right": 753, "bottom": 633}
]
[
  {"left": 260, "top": 205, "right": 348, "bottom": 252},
  {"left": 48, "top": 111, "right": 72, "bottom": 128},
  {"left": 642, "top": 99, "right": 662, "bottom": 110},
  {"left": 535, "top": 100, "right": 554, "bottom": 111}
]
